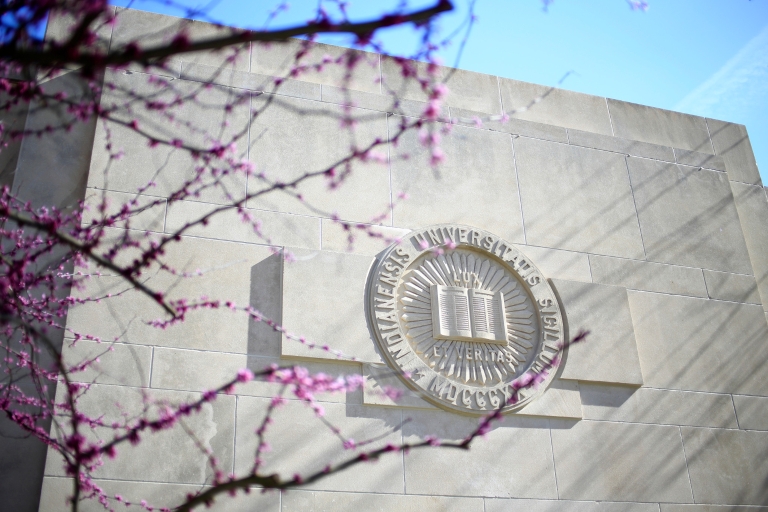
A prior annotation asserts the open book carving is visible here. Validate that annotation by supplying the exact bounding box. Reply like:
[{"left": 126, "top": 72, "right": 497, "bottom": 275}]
[{"left": 430, "top": 284, "right": 507, "bottom": 344}]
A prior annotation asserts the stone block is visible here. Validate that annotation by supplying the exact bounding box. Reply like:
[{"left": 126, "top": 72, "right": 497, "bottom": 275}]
[
  {"left": 150, "top": 347, "right": 362, "bottom": 404},
  {"left": 607, "top": 99, "right": 713, "bottom": 153},
  {"left": 729, "top": 182, "right": 768, "bottom": 310},
  {"left": 45, "top": 8, "right": 114, "bottom": 57},
  {"left": 553, "top": 280, "right": 643, "bottom": 386},
  {"left": 681, "top": 427, "right": 768, "bottom": 505},
  {"left": 580, "top": 384, "right": 737, "bottom": 428},
  {"left": 449, "top": 107, "right": 568, "bottom": 143},
  {"left": 512, "top": 379, "right": 583, "bottom": 419},
  {"left": 65, "top": 237, "right": 277, "bottom": 354},
  {"left": 551, "top": 420, "right": 693, "bottom": 503},
  {"left": 514, "top": 137, "right": 645, "bottom": 259},
  {"left": 362, "top": 363, "right": 436, "bottom": 409},
  {"left": 235, "top": 397, "right": 403, "bottom": 493},
  {"left": 39, "top": 476, "right": 280, "bottom": 511},
  {"left": 732, "top": 395, "right": 768, "bottom": 431},
  {"left": 63, "top": 339, "right": 152, "bottom": 387},
  {"left": 0, "top": 92, "right": 29, "bottom": 188},
  {"left": 89, "top": 71, "right": 250, "bottom": 205},
  {"left": 112, "top": 9, "right": 250, "bottom": 71},
  {"left": 0, "top": 416, "right": 48, "bottom": 512},
  {"left": 322, "top": 84, "right": 448, "bottom": 119},
  {"left": 282, "top": 490, "right": 484, "bottom": 512},
  {"left": 485, "top": 498, "right": 660, "bottom": 512},
  {"left": 118, "top": 59, "right": 183, "bottom": 79},
  {"left": 76, "top": 226, "right": 151, "bottom": 274},
  {"left": 389, "top": 117, "right": 525, "bottom": 242},
  {"left": 247, "top": 95, "right": 391, "bottom": 224},
  {"left": 628, "top": 291, "right": 768, "bottom": 395},
  {"left": 707, "top": 119, "right": 762, "bottom": 186},
  {"left": 402, "top": 411, "right": 557, "bottom": 498},
  {"left": 567, "top": 129, "right": 675, "bottom": 162},
  {"left": 82, "top": 189, "right": 167, "bottom": 232},
  {"left": 703, "top": 270, "right": 760, "bottom": 304},
  {"left": 111, "top": 8, "right": 190, "bottom": 51},
  {"left": 662, "top": 506, "right": 768, "bottom": 512},
  {"left": 44, "top": 384, "right": 235, "bottom": 484},
  {"left": 281, "top": 249, "right": 380, "bottom": 363},
  {"left": 320, "top": 220, "right": 409, "bottom": 256},
  {"left": 252, "top": 39, "right": 381, "bottom": 94},
  {"left": 498, "top": 78, "right": 613, "bottom": 135},
  {"left": 381, "top": 58, "right": 502, "bottom": 114},
  {"left": 589, "top": 255, "right": 708, "bottom": 298},
  {"left": 249, "top": 251, "right": 284, "bottom": 357},
  {"left": 165, "top": 200, "right": 320, "bottom": 249},
  {"left": 13, "top": 72, "right": 96, "bottom": 212},
  {"left": 627, "top": 158, "right": 752, "bottom": 274},
  {"left": 674, "top": 148, "right": 726, "bottom": 172},
  {"left": 181, "top": 63, "right": 321, "bottom": 100},
  {"left": 513, "top": 245, "right": 592, "bottom": 283}
]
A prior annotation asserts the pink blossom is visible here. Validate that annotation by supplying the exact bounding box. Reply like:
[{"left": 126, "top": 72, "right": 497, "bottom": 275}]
[{"left": 237, "top": 369, "right": 254, "bottom": 383}]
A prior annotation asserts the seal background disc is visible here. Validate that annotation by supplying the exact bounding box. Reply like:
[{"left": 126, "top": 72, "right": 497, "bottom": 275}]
[{"left": 367, "top": 224, "right": 565, "bottom": 415}]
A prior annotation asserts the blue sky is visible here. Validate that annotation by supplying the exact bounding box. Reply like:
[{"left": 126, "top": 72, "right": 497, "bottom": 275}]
[{"left": 112, "top": 0, "right": 768, "bottom": 183}]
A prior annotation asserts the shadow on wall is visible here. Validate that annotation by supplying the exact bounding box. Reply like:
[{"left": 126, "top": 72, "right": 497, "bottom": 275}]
[
  {"left": 13, "top": 10, "right": 768, "bottom": 506},
  {"left": 0, "top": 71, "right": 98, "bottom": 512}
]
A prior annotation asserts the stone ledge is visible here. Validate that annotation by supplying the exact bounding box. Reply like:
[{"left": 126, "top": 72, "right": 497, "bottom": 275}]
[{"left": 362, "top": 363, "right": 583, "bottom": 419}]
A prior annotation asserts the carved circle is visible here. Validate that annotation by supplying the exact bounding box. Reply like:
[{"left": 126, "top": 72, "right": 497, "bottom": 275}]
[{"left": 367, "top": 224, "right": 565, "bottom": 415}]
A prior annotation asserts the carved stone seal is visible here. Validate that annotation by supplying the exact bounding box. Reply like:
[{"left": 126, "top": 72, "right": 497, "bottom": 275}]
[{"left": 367, "top": 224, "right": 565, "bottom": 415}]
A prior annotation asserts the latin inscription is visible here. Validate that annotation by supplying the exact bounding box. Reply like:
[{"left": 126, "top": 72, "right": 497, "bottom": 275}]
[
  {"left": 412, "top": 227, "right": 541, "bottom": 286},
  {"left": 369, "top": 224, "right": 565, "bottom": 415}
]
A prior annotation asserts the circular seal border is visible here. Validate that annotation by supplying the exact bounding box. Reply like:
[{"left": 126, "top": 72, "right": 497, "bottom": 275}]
[{"left": 367, "top": 224, "right": 565, "bottom": 415}]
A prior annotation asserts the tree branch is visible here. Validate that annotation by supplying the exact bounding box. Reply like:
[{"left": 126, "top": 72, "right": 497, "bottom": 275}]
[{"left": 0, "top": 1, "right": 454, "bottom": 68}]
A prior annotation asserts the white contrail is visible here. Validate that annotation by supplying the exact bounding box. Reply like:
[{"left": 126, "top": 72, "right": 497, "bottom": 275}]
[{"left": 675, "top": 23, "right": 768, "bottom": 120}]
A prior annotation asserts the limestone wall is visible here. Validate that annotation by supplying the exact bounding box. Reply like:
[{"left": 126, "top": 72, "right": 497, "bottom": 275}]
[{"left": 25, "top": 7, "right": 768, "bottom": 511}]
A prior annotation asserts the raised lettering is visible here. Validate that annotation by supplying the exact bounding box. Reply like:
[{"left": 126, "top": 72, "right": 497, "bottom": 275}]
[
  {"left": 413, "top": 232, "right": 429, "bottom": 249},
  {"left": 389, "top": 341, "right": 410, "bottom": 359},
  {"left": 538, "top": 298, "right": 554, "bottom": 309},
  {"left": 429, "top": 377, "right": 450, "bottom": 397},
  {"left": 543, "top": 316, "right": 558, "bottom": 328},
  {"left": 379, "top": 272, "right": 398, "bottom": 286},
  {"left": 383, "top": 332, "right": 404, "bottom": 345},
  {"left": 375, "top": 310, "right": 398, "bottom": 323},
  {"left": 384, "top": 262, "right": 403, "bottom": 274},
  {"left": 489, "top": 389, "right": 501, "bottom": 408},
  {"left": 374, "top": 297, "right": 396, "bottom": 309},
  {"left": 446, "top": 384, "right": 459, "bottom": 404},
  {"left": 442, "top": 227, "right": 456, "bottom": 244}
]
